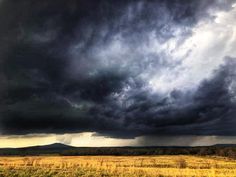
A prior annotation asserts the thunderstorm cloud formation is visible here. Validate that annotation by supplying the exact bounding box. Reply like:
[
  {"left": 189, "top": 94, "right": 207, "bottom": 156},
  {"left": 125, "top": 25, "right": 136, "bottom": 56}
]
[{"left": 0, "top": 0, "right": 236, "bottom": 138}]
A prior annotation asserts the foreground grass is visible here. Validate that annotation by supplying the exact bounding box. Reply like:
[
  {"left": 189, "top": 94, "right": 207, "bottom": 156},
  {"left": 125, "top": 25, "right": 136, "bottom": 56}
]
[{"left": 0, "top": 155, "right": 236, "bottom": 177}]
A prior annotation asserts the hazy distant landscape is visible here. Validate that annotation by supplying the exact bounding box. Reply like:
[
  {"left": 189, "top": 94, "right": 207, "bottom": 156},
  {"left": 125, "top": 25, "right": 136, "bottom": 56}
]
[{"left": 1, "top": 143, "right": 236, "bottom": 159}]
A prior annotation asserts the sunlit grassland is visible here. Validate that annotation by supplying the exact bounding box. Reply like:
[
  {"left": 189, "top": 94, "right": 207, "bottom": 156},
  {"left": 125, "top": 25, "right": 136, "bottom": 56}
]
[{"left": 0, "top": 155, "right": 236, "bottom": 177}]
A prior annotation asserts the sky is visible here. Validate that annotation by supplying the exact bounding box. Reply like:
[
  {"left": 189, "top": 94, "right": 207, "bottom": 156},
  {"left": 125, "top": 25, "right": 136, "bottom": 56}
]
[{"left": 0, "top": 0, "right": 236, "bottom": 147}]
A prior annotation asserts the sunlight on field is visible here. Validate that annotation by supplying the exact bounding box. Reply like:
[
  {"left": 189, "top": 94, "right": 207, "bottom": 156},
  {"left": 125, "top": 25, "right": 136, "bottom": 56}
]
[{"left": 0, "top": 155, "right": 236, "bottom": 177}]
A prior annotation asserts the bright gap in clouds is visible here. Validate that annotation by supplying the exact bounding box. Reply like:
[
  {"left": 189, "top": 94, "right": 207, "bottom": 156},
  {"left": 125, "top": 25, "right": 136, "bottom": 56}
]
[{"left": 149, "top": 5, "right": 236, "bottom": 94}]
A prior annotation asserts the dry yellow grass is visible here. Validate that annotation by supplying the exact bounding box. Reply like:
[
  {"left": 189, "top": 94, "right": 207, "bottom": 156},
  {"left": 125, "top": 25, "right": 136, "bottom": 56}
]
[{"left": 0, "top": 155, "right": 236, "bottom": 177}]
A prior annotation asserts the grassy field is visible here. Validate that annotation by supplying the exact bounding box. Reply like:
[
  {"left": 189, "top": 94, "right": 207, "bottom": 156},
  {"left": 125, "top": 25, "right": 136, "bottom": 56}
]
[{"left": 0, "top": 155, "right": 236, "bottom": 177}]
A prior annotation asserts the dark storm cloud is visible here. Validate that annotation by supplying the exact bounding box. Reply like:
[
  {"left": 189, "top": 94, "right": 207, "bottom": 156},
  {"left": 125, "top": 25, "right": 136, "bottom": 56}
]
[
  {"left": 92, "top": 58, "right": 236, "bottom": 138},
  {"left": 0, "top": 0, "right": 235, "bottom": 137}
]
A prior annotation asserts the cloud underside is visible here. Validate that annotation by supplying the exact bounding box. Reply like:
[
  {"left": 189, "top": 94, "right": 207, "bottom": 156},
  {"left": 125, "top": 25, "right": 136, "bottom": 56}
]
[{"left": 0, "top": 0, "right": 235, "bottom": 138}]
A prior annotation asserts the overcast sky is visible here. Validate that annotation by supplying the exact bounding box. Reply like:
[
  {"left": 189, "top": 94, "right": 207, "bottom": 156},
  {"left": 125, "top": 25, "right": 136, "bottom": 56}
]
[{"left": 0, "top": 0, "right": 236, "bottom": 147}]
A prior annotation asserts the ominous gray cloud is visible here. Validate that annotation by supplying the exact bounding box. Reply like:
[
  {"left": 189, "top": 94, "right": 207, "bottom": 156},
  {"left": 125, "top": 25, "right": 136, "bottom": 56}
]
[{"left": 0, "top": 0, "right": 235, "bottom": 138}]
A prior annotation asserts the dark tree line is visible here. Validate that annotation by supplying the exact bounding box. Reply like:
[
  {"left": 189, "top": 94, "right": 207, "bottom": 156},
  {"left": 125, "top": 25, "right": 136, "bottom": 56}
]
[
  {"left": 0, "top": 145, "right": 236, "bottom": 159},
  {"left": 60, "top": 147, "right": 236, "bottom": 159}
]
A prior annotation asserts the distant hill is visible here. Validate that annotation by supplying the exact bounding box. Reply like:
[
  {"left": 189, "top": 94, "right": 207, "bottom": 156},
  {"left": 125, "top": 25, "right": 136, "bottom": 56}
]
[
  {"left": 0, "top": 143, "right": 76, "bottom": 156},
  {"left": 24, "top": 143, "right": 75, "bottom": 149}
]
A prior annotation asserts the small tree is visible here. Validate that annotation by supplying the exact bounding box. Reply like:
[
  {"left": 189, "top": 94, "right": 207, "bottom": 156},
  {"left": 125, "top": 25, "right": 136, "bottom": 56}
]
[{"left": 175, "top": 158, "right": 187, "bottom": 168}]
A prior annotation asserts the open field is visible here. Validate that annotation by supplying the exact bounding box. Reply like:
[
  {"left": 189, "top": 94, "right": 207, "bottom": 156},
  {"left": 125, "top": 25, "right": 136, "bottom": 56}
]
[{"left": 0, "top": 155, "right": 236, "bottom": 177}]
